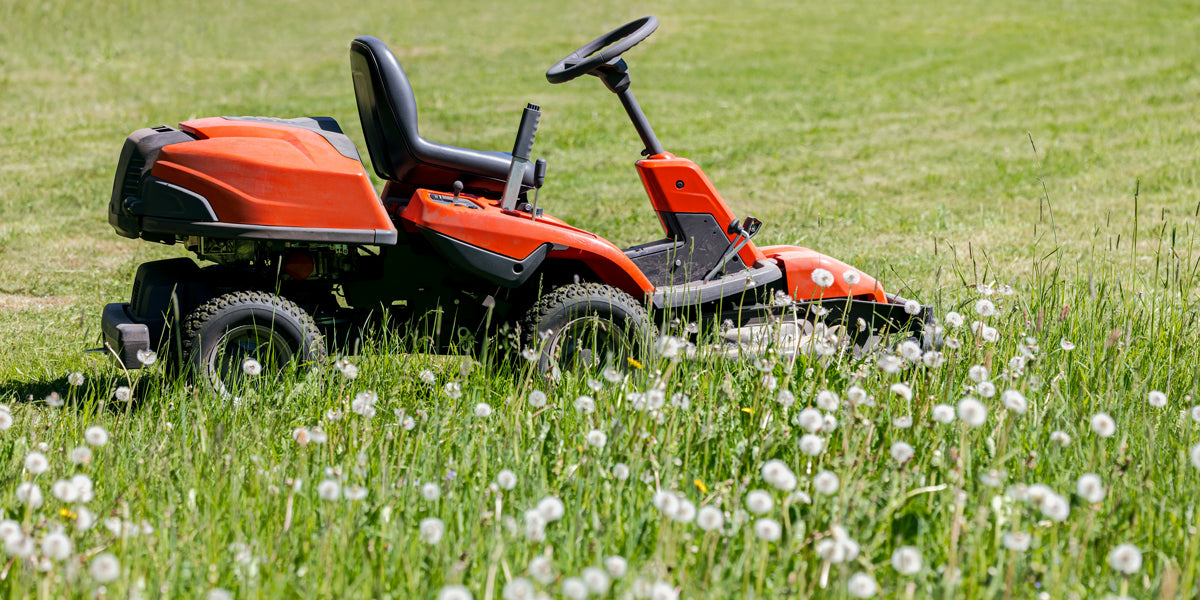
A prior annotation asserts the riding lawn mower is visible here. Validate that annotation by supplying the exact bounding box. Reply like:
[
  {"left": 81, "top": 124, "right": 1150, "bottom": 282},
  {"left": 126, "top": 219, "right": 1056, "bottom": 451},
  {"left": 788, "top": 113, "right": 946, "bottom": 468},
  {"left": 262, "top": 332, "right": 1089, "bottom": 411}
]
[{"left": 100, "top": 17, "right": 933, "bottom": 391}]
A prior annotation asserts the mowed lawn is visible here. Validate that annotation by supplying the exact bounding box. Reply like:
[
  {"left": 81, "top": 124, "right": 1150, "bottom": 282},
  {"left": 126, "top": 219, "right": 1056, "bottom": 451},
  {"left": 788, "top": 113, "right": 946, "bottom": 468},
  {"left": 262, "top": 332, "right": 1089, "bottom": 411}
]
[{"left": 2, "top": 0, "right": 1200, "bottom": 598}]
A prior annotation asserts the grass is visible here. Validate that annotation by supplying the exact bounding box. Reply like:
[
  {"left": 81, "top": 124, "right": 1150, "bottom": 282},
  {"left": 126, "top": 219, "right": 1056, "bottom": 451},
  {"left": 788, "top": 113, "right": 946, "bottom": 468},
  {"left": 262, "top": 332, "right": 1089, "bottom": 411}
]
[{"left": 2, "top": 0, "right": 1200, "bottom": 597}]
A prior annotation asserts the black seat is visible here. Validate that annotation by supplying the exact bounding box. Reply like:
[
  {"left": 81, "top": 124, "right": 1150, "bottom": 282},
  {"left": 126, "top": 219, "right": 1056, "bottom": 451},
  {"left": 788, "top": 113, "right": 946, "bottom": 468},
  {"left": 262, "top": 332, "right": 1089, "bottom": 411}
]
[{"left": 350, "top": 36, "right": 536, "bottom": 194}]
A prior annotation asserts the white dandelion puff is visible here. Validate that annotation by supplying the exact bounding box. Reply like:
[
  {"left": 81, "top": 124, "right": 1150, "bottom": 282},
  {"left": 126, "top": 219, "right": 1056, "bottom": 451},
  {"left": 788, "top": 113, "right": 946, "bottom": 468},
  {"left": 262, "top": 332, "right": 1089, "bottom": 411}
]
[
  {"left": 24, "top": 451, "right": 49, "bottom": 475},
  {"left": 904, "top": 299, "right": 922, "bottom": 316},
  {"left": 968, "top": 365, "right": 990, "bottom": 383},
  {"left": 891, "top": 546, "right": 923, "bottom": 575},
  {"left": 15, "top": 482, "right": 43, "bottom": 508},
  {"left": 696, "top": 506, "right": 725, "bottom": 532},
  {"left": 605, "top": 555, "right": 629, "bottom": 579},
  {"left": 241, "top": 358, "right": 262, "bottom": 376},
  {"left": 89, "top": 551, "right": 121, "bottom": 582},
  {"left": 811, "top": 268, "right": 835, "bottom": 288},
  {"left": 745, "top": 490, "right": 774, "bottom": 514},
  {"left": 586, "top": 429, "right": 608, "bottom": 448},
  {"left": 797, "top": 408, "right": 824, "bottom": 433},
  {"left": 574, "top": 395, "right": 596, "bottom": 414},
  {"left": 1190, "top": 443, "right": 1200, "bottom": 470},
  {"left": 419, "top": 517, "right": 445, "bottom": 545},
  {"left": 527, "top": 389, "right": 547, "bottom": 408},
  {"left": 975, "top": 299, "right": 997, "bottom": 317},
  {"left": 502, "top": 578, "right": 535, "bottom": 600},
  {"left": 1050, "top": 430, "right": 1071, "bottom": 446},
  {"left": 1091, "top": 413, "right": 1116, "bottom": 438},
  {"left": 957, "top": 397, "right": 987, "bottom": 427},
  {"left": 444, "top": 382, "right": 462, "bottom": 400},
  {"left": 561, "top": 578, "right": 587, "bottom": 600},
  {"left": 843, "top": 270, "right": 861, "bottom": 285},
  {"left": 799, "top": 434, "right": 825, "bottom": 456},
  {"left": 1147, "top": 390, "right": 1167, "bottom": 408},
  {"left": 816, "top": 390, "right": 840, "bottom": 411},
  {"left": 68, "top": 372, "right": 85, "bottom": 386},
  {"left": 538, "top": 496, "right": 565, "bottom": 522},
  {"left": 890, "top": 382, "right": 913, "bottom": 401},
  {"left": 1002, "top": 389, "right": 1028, "bottom": 414},
  {"left": 1040, "top": 492, "right": 1070, "bottom": 522},
  {"left": 437, "top": 585, "right": 472, "bottom": 600},
  {"left": 847, "top": 572, "right": 878, "bottom": 598},
  {"left": 890, "top": 441, "right": 915, "bottom": 464},
  {"left": 41, "top": 531, "right": 72, "bottom": 561},
  {"left": 86, "top": 426, "right": 110, "bottom": 447},
  {"left": 421, "top": 482, "right": 441, "bottom": 501},
  {"left": 753, "top": 518, "right": 782, "bottom": 542},
  {"left": 813, "top": 470, "right": 839, "bottom": 495},
  {"left": 343, "top": 485, "right": 368, "bottom": 501},
  {"left": 474, "top": 402, "right": 493, "bottom": 418},
  {"left": 611, "top": 463, "right": 631, "bottom": 481},
  {"left": 1003, "top": 531, "right": 1032, "bottom": 552},
  {"left": 1108, "top": 543, "right": 1142, "bottom": 575},
  {"left": 496, "top": 469, "right": 518, "bottom": 490},
  {"left": 317, "top": 479, "right": 340, "bottom": 501},
  {"left": 761, "top": 459, "right": 797, "bottom": 492},
  {"left": 1076, "top": 473, "right": 1105, "bottom": 503},
  {"left": 944, "top": 311, "right": 964, "bottom": 328},
  {"left": 1060, "top": 339, "right": 1075, "bottom": 351},
  {"left": 932, "top": 404, "right": 956, "bottom": 424},
  {"left": 419, "top": 369, "right": 436, "bottom": 385},
  {"left": 114, "top": 386, "right": 132, "bottom": 402}
]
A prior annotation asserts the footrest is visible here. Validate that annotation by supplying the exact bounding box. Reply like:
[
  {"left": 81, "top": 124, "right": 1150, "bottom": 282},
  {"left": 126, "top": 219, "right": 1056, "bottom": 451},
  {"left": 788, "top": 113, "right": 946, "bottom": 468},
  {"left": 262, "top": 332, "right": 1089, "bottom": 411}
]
[{"left": 101, "top": 303, "right": 151, "bottom": 369}]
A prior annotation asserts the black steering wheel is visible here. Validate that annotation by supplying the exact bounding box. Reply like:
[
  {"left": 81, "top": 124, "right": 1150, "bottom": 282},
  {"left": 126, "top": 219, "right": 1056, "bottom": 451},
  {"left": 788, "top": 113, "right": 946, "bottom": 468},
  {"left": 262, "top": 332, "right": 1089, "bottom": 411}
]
[{"left": 546, "top": 16, "right": 658, "bottom": 84}]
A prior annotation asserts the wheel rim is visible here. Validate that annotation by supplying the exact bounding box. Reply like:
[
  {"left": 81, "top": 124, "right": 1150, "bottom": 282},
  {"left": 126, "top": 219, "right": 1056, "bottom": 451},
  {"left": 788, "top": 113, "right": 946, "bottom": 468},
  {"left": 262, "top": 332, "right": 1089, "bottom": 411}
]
[
  {"left": 546, "top": 315, "right": 633, "bottom": 374},
  {"left": 209, "top": 323, "right": 295, "bottom": 392}
]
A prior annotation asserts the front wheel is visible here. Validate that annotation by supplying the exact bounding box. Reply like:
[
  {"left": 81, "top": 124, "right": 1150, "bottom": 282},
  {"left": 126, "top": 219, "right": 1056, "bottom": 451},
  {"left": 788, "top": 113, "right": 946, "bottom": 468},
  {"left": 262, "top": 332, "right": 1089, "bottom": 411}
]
[
  {"left": 183, "top": 291, "right": 326, "bottom": 395},
  {"left": 521, "top": 283, "right": 654, "bottom": 381}
]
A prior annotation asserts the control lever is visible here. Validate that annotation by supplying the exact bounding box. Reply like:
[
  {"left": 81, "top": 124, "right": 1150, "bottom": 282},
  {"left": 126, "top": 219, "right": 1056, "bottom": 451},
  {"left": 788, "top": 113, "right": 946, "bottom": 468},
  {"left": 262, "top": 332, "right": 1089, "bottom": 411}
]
[
  {"left": 530, "top": 158, "right": 548, "bottom": 219},
  {"left": 703, "top": 215, "right": 762, "bottom": 282},
  {"left": 500, "top": 103, "right": 541, "bottom": 211}
]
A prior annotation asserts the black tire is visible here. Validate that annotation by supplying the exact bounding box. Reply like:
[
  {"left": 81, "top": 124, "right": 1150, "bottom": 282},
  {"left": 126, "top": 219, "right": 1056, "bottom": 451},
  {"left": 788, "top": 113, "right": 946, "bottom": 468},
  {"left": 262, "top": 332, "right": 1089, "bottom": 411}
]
[
  {"left": 182, "top": 291, "right": 326, "bottom": 395},
  {"left": 521, "top": 283, "right": 654, "bottom": 380}
]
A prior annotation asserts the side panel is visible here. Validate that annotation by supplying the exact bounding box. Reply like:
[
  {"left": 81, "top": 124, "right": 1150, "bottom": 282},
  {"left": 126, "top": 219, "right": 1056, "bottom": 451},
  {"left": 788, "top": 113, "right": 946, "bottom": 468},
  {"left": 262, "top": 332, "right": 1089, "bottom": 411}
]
[
  {"left": 400, "top": 190, "right": 654, "bottom": 298},
  {"left": 759, "top": 245, "right": 888, "bottom": 303},
  {"left": 150, "top": 117, "right": 393, "bottom": 233}
]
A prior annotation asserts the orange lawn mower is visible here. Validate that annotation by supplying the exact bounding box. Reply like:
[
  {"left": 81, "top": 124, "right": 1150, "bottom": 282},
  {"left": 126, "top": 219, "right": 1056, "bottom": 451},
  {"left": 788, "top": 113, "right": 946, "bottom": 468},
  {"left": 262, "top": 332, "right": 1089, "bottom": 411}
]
[{"left": 101, "top": 17, "right": 934, "bottom": 391}]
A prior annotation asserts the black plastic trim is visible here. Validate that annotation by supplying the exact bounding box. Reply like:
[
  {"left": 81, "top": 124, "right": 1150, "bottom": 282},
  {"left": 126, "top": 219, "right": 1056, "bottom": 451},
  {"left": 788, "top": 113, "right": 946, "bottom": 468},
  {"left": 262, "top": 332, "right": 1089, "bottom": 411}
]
[
  {"left": 101, "top": 303, "right": 151, "bottom": 370},
  {"left": 421, "top": 228, "right": 548, "bottom": 288},
  {"left": 130, "top": 177, "right": 218, "bottom": 221},
  {"left": 140, "top": 217, "right": 398, "bottom": 245}
]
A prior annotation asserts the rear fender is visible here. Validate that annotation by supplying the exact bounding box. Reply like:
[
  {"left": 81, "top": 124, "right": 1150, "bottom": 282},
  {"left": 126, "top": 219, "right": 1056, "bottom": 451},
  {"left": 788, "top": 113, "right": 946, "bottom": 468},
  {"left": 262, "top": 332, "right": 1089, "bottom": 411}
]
[{"left": 760, "top": 245, "right": 888, "bottom": 302}]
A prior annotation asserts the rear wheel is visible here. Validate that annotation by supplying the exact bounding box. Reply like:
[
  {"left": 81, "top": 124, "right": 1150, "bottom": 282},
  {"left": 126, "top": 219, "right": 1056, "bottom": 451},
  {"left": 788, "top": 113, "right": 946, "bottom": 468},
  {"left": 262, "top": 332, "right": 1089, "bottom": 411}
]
[
  {"left": 183, "top": 291, "right": 326, "bottom": 395},
  {"left": 521, "top": 283, "right": 654, "bottom": 381}
]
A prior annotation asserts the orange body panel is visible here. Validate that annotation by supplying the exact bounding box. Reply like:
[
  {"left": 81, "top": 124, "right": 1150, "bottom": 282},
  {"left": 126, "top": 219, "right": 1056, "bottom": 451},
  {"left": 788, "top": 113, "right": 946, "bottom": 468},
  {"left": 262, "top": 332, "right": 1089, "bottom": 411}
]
[
  {"left": 636, "top": 154, "right": 767, "bottom": 268},
  {"left": 760, "top": 245, "right": 888, "bottom": 302},
  {"left": 401, "top": 190, "right": 654, "bottom": 298},
  {"left": 151, "top": 117, "right": 393, "bottom": 232}
]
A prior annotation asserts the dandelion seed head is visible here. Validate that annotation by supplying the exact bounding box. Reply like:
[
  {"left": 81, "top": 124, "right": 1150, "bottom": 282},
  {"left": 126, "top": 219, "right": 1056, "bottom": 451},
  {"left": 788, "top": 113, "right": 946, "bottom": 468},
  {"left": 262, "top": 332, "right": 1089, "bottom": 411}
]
[
  {"left": 944, "top": 311, "right": 964, "bottom": 328},
  {"left": 891, "top": 546, "right": 923, "bottom": 575},
  {"left": 573, "top": 395, "right": 596, "bottom": 414},
  {"left": 1003, "top": 531, "right": 1032, "bottom": 552},
  {"left": 1076, "top": 473, "right": 1105, "bottom": 503},
  {"left": 561, "top": 578, "right": 587, "bottom": 600},
  {"left": 1002, "top": 389, "right": 1028, "bottom": 414},
  {"left": 496, "top": 469, "right": 518, "bottom": 491},
  {"left": 502, "top": 578, "right": 535, "bottom": 600},
  {"left": 957, "top": 397, "right": 987, "bottom": 427},
  {"left": 1147, "top": 390, "right": 1167, "bottom": 408},
  {"left": 922, "top": 350, "right": 945, "bottom": 368},
  {"left": 605, "top": 555, "right": 628, "bottom": 579},
  {"left": 811, "top": 268, "right": 834, "bottom": 288},
  {"left": 813, "top": 470, "right": 839, "bottom": 495},
  {"left": 696, "top": 505, "right": 725, "bottom": 532},
  {"left": 982, "top": 326, "right": 999, "bottom": 343},
  {"left": 904, "top": 299, "right": 922, "bottom": 316},
  {"left": 421, "top": 482, "right": 441, "bottom": 501},
  {"left": 437, "top": 584, "right": 473, "bottom": 600},
  {"left": 241, "top": 358, "right": 262, "bottom": 376},
  {"left": 798, "top": 433, "right": 825, "bottom": 457},
  {"left": 41, "top": 531, "right": 72, "bottom": 561},
  {"left": 753, "top": 518, "right": 782, "bottom": 541},
  {"left": 114, "top": 386, "right": 132, "bottom": 402},
  {"left": 343, "top": 485, "right": 368, "bottom": 501},
  {"left": 1050, "top": 430, "right": 1071, "bottom": 446},
  {"left": 419, "top": 517, "right": 445, "bottom": 545},
  {"left": 890, "top": 441, "right": 915, "bottom": 464},
  {"left": 745, "top": 490, "right": 774, "bottom": 515},
  {"left": 136, "top": 348, "right": 157, "bottom": 366},
  {"left": 975, "top": 299, "right": 997, "bottom": 317},
  {"left": 877, "top": 355, "right": 903, "bottom": 375},
  {"left": 68, "top": 372, "right": 85, "bottom": 386},
  {"left": 776, "top": 389, "right": 796, "bottom": 409},
  {"left": 444, "top": 382, "right": 462, "bottom": 399},
  {"left": 843, "top": 270, "right": 862, "bottom": 285},
  {"left": 538, "top": 496, "right": 565, "bottom": 522},
  {"left": 1190, "top": 443, "right": 1200, "bottom": 470},
  {"left": 1108, "top": 543, "right": 1142, "bottom": 574},
  {"left": 847, "top": 572, "right": 878, "bottom": 598},
  {"left": 583, "top": 568, "right": 612, "bottom": 595},
  {"left": 932, "top": 404, "right": 956, "bottom": 424},
  {"left": 317, "top": 479, "right": 340, "bottom": 501},
  {"left": 761, "top": 459, "right": 797, "bottom": 492},
  {"left": 528, "top": 556, "right": 555, "bottom": 585},
  {"left": 1040, "top": 492, "right": 1070, "bottom": 522},
  {"left": 816, "top": 390, "right": 840, "bottom": 411},
  {"left": 890, "top": 382, "right": 913, "bottom": 401},
  {"left": 649, "top": 581, "right": 678, "bottom": 600},
  {"left": 968, "top": 365, "right": 990, "bottom": 383},
  {"left": 473, "top": 402, "right": 493, "bottom": 418},
  {"left": 846, "top": 386, "right": 868, "bottom": 406},
  {"left": 586, "top": 429, "right": 608, "bottom": 448},
  {"left": 797, "top": 408, "right": 824, "bottom": 433},
  {"left": 24, "top": 451, "right": 49, "bottom": 475},
  {"left": 976, "top": 380, "right": 996, "bottom": 398},
  {"left": 611, "top": 463, "right": 630, "bottom": 481},
  {"left": 1091, "top": 413, "right": 1116, "bottom": 438}
]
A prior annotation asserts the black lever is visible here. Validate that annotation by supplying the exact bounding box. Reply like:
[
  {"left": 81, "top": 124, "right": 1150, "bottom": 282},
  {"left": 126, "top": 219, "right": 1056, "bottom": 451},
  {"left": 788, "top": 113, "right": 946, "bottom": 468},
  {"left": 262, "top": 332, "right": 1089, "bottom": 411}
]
[{"left": 501, "top": 103, "right": 541, "bottom": 211}]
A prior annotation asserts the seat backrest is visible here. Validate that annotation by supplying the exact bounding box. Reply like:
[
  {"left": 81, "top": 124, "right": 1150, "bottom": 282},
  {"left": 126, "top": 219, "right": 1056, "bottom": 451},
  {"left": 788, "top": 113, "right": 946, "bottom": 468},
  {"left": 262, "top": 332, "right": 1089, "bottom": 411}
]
[{"left": 350, "top": 35, "right": 421, "bottom": 181}]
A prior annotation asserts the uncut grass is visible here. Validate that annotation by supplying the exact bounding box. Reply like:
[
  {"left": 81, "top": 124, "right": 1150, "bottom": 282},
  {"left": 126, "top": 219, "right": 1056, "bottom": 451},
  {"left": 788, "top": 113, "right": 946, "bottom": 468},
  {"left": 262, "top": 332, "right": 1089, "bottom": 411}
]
[{"left": 3, "top": 252, "right": 1200, "bottom": 598}]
